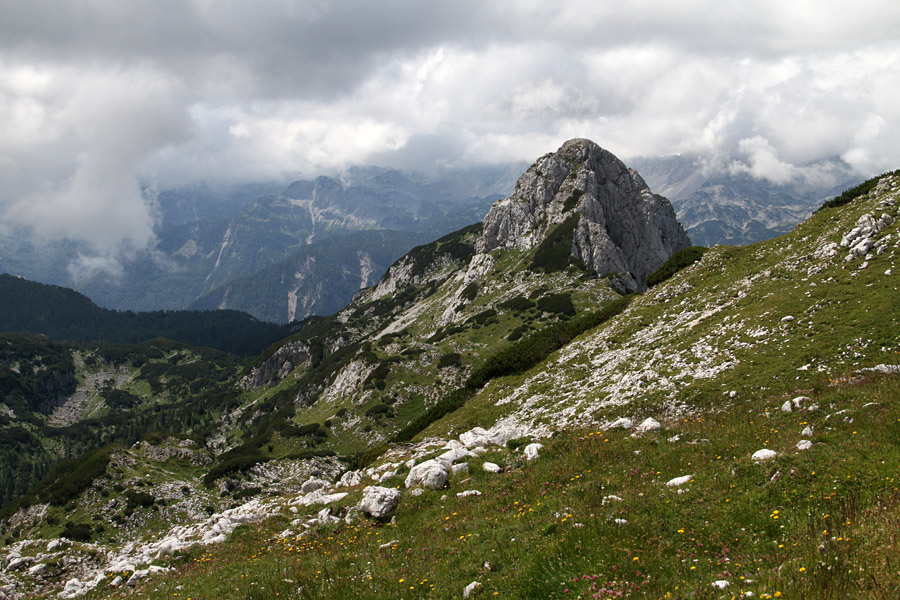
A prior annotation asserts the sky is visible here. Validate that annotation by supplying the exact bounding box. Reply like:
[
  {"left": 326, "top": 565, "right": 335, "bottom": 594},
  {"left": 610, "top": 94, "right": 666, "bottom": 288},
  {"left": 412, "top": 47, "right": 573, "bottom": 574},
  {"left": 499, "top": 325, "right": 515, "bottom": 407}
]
[{"left": 1, "top": 0, "right": 899, "bottom": 261}]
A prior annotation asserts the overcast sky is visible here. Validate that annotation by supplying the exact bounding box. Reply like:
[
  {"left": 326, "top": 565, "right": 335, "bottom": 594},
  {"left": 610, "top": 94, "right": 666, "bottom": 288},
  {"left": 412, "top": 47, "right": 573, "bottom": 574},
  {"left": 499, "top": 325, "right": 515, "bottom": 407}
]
[{"left": 2, "top": 0, "right": 899, "bottom": 260}]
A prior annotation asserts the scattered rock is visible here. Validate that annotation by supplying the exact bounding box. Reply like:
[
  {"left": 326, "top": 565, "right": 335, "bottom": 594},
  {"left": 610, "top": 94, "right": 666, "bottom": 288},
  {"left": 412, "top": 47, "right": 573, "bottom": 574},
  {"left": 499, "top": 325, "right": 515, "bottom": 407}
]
[
  {"left": 300, "top": 477, "right": 329, "bottom": 494},
  {"left": 452, "top": 463, "right": 470, "bottom": 476},
  {"left": 796, "top": 440, "right": 813, "bottom": 451},
  {"left": 378, "top": 539, "right": 399, "bottom": 550},
  {"left": 523, "top": 443, "right": 543, "bottom": 461},
  {"left": 606, "top": 417, "right": 634, "bottom": 430},
  {"left": 336, "top": 470, "right": 364, "bottom": 488},
  {"left": 457, "top": 490, "right": 483, "bottom": 498},
  {"left": 459, "top": 424, "right": 524, "bottom": 449},
  {"left": 781, "top": 315, "right": 795, "bottom": 323},
  {"left": 751, "top": 449, "right": 777, "bottom": 462},
  {"left": 409, "top": 488, "right": 424, "bottom": 497},
  {"left": 712, "top": 580, "right": 730, "bottom": 589},
  {"left": 635, "top": 417, "right": 662, "bottom": 433},
  {"left": 482, "top": 462, "right": 502, "bottom": 474},
  {"left": 405, "top": 460, "right": 449, "bottom": 490},
  {"left": 666, "top": 475, "right": 692, "bottom": 487},
  {"left": 357, "top": 486, "right": 401, "bottom": 519},
  {"left": 801, "top": 426, "right": 814, "bottom": 437},
  {"left": 463, "top": 581, "right": 482, "bottom": 598},
  {"left": 127, "top": 569, "right": 148, "bottom": 586}
]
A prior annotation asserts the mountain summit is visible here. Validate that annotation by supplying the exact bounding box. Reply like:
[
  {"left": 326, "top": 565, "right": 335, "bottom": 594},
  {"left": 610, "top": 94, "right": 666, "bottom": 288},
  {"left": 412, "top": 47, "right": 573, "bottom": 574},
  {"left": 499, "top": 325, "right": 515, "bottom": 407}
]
[{"left": 478, "top": 138, "right": 691, "bottom": 291}]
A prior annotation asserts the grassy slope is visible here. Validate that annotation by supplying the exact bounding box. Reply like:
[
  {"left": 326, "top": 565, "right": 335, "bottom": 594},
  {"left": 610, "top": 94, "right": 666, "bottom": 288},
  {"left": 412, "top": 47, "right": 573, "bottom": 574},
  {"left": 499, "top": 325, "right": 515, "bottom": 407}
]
[
  {"left": 78, "top": 180, "right": 900, "bottom": 599},
  {"left": 95, "top": 373, "right": 899, "bottom": 600}
]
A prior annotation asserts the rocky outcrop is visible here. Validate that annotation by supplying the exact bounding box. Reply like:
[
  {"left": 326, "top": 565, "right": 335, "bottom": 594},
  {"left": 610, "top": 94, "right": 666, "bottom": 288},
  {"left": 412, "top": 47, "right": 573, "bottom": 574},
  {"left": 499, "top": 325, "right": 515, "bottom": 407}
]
[
  {"left": 241, "top": 340, "right": 310, "bottom": 389},
  {"left": 477, "top": 139, "right": 691, "bottom": 291}
]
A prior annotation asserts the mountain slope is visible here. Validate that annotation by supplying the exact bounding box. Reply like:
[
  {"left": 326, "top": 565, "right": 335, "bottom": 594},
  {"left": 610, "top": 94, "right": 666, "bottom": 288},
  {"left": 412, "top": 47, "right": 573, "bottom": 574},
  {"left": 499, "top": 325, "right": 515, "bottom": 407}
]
[{"left": 1, "top": 147, "right": 897, "bottom": 600}]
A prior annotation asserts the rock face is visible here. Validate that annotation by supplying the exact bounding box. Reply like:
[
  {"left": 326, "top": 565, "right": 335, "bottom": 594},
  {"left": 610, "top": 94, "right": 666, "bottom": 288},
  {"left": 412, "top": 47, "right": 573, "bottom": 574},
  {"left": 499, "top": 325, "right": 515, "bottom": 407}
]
[{"left": 477, "top": 139, "right": 691, "bottom": 291}]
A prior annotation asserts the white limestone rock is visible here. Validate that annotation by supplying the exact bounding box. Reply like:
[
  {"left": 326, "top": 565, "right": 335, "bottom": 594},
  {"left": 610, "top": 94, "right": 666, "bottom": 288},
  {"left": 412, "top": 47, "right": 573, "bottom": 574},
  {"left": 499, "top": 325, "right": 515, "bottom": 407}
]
[
  {"left": 796, "top": 440, "right": 813, "bottom": 451},
  {"left": 606, "top": 417, "right": 634, "bottom": 430},
  {"left": 452, "top": 463, "right": 470, "bottom": 476},
  {"left": 482, "top": 462, "right": 502, "bottom": 474},
  {"left": 405, "top": 459, "right": 449, "bottom": 490},
  {"left": 357, "top": 486, "right": 402, "bottom": 519},
  {"left": 457, "top": 490, "right": 483, "bottom": 498},
  {"left": 751, "top": 449, "right": 777, "bottom": 462},
  {"left": 635, "top": 417, "right": 662, "bottom": 433},
  {"left": 459, "top": 424, "right": 525, "bottom": 449},
  {"left": 523, "top": 443, "right": 543, "bottom": 461},
  {"left": 666, "top": 475, "right": 693, "bottom": 488},
  {"left": 300, "top": 477, "right": 329, "bottom": 494},
  {"left": 463, "top": 581, "right": 482, "bottom": 598}
]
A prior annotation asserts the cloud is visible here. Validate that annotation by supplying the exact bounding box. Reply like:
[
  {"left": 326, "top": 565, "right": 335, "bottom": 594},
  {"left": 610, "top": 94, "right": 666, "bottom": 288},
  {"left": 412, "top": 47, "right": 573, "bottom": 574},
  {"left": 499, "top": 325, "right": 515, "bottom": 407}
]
[
  {"left": 0, "top": 64, "right": 192, "bottom": 257},
  {"left": 1, "top": 0, "right": 899, "bottom": 262}
]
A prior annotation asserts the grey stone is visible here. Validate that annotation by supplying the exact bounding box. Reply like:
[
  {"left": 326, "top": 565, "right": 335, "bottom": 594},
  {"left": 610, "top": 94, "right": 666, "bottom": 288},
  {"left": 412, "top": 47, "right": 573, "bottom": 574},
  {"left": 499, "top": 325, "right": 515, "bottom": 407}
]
[
  {"left": 405, "top": 459, "right": 449, "bottom": 489},
  {"left": 357, "top": 486, "right": 401, "bottom": 519}
]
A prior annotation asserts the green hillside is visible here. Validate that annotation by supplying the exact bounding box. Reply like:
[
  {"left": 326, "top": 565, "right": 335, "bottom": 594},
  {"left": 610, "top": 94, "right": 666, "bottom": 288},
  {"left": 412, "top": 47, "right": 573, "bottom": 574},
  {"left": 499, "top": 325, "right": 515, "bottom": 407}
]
[{"left": 0, "top": 170, "right": 897, "bottom": 599}]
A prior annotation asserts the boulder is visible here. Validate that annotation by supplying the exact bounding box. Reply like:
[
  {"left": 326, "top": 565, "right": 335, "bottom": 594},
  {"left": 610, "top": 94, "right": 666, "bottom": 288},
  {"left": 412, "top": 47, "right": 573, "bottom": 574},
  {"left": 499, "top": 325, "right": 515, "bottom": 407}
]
[
  {"left": 666, "top": 475, "right": 693, "bottom": 488},
  {"left": 607, "top": 417, "right": 634, "bottom": 430},
  {"left": 635, "top": 418, "right": 662, "bottom": 433},
  {"left": 751, "top": 449, "right": 777, "bottom": 462},
  {"left": 482, "top": 462, "right": 502, "bottom": 474},
  {"left": 523, "top": 443, "right": 543, "bottom": 461},
  {"left": 436, "top": 446, "right": 471, "bottom": 467},
  {"left": 336, "top": 470, "right": 364, "bottom": 488},
  {"left": 452, "top": 463, "right": 470, "bottom": 476},
  {"left": 459, "top": 424, "right": 525, "bottom": 448},
  {"left": 357, "top": 486, "right": 401, "bottom": 519},
  {"left": 405, "top": 459, "right": 449, "bottom": 489},
  {"left": 300, "top": 477, "right": 329, "bottom": 495}
]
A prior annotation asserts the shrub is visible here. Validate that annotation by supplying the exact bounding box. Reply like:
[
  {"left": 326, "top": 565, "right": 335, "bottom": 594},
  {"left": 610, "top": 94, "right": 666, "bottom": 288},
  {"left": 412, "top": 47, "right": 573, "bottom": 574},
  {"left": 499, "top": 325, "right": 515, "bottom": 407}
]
[
  {"left": 815, "top": 170, "right": 900, "bottom": 212},
  {"left": 125, "top": 490, "right": 156, "bottom": 512},
  {"left": 61, "top": 521, "right": 94, "bottom": 542},
  {"left": 499, "top": 296, "right": 535, "bottom": 313},
  {"left": 646, "top": 246, "right": 708, "bottom": 288},
  {"left": 460, "top": 282, "right": 479, "bottom": 302},
  {"left": 438, "top": 352, "right": 463, "bottom": 368},
  {"left": 537, "top": 293, "right": 576, "bottom": 316},
  {"left": 366, "top": 404, "right": 393, "bottom": 418},
  {"left": 529, "top": 215, "right": 585, "bottom": 273}
]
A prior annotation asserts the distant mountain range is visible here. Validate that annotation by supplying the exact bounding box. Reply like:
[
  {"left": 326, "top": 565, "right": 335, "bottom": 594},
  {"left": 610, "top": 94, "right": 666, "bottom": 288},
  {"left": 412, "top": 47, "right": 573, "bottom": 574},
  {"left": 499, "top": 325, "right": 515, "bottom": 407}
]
[
  {"left": 0, "top": 156, "right": 860, "bottom": 323},
  {"left": 632, "top": 154, "right": 858, "bottom": 246}
]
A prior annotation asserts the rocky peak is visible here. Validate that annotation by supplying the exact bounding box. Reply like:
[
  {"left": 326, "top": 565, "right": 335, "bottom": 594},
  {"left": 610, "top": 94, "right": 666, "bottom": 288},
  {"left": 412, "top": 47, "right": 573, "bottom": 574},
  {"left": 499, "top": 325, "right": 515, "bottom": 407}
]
[{"left": 476, "top": 138, "right": 691, "bottom": 291}]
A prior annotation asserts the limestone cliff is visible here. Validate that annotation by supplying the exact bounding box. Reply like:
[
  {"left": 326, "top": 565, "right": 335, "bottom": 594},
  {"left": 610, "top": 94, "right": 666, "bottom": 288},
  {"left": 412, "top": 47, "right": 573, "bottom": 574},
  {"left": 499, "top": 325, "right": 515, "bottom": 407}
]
[{"left": 477, "top": 138, "right": 691, "bottom": 291}]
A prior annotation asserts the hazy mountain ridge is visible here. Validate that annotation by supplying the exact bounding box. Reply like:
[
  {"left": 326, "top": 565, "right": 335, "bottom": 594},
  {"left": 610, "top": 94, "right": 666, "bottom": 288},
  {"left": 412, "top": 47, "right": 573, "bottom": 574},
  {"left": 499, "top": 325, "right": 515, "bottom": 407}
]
[{"left": 632, "top": 153, "right": 859, "bottom": 246}]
